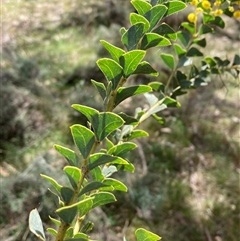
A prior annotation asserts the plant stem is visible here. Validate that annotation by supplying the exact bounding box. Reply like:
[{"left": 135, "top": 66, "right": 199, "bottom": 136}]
[
  {"left": 54, "top": 141, "right": 99, "bottom": 241},
  {"left": 106, "top": 77, "right": 126, "bottom": 112}
]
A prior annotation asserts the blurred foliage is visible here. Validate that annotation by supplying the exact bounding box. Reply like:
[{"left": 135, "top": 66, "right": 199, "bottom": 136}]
[{"left": 1, "top": 0, "right": 240, "bottom": 241}]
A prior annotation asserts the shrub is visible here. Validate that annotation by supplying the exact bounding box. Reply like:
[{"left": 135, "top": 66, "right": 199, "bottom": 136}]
[{"left": 29, "top": 0, "right": 239, "bottom": 240}]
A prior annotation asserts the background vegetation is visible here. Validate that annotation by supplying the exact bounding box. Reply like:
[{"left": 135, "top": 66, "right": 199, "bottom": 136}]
[{"left": 1, "top": 0, "right": 239, "bottom": 240}]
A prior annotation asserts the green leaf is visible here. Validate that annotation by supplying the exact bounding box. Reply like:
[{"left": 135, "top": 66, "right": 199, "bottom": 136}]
[
  {"left": 208, "top": 16, "right": 225, "bottom": 29},
  {"left": 141, "top": 33, "right": 171, "bottom": 50},
  {"left": 233, "top": 54, "right": 240, "bottom": 65},
  {"left": 148, "top": 82, "right": 165, "bottom": 92},
  {"left": 100, "top": 40, "right": 125, "bottom": 62},
  {"left": 108, "top": 142, "right": 137, "bottom": 157},
  {"left": 173, "top": 43, "right": 186, "bottom": 57},
  {"left": 91, "top": 79, "right": 106, "bottom": 100},
  {"left": 177, "top": 31, "right": 191, "bottom": 47},
  {"left": 77, "top": 198, "right": 94, "bottom": 217},
  {"left": 115, "top": 85, "right": 152, "bottom": 106},
  {"left": 130, "top": 13, "right": 150, "bottom": 32},
  {"left": 127, "top": 129, "right": 149, "bottom": 140},
  {"left": 193, "top": 38, "right": 206, "bottom": 47},
  {"left": 47, "top": 228, "right": 57, "bottom": 237},
  {"left": 71, "top": 104, "right": 98, "bottom": 123},
  {"left": 187, "top": 47, "right": 203, "bottom": 57},
  {"left": 92, "top": 112, "right": 124, "bottom": 141},
  {"left": 131, "top": 0, "right": 152, "bottom": 15},
  {"left": 80, "top": 221, "right": 94, "bottom": 233},
  {"left": 205, "top": 57, "right": 217, "bottom": 67},
  {"left": 79, "top": 181, "right": 109, "bottom": 197},
  {"left": 91, "top": 192, "right": 116, "bottom": 208},
  {"left": 199, "top": 24, "right": 213, "bottom": 34},
  {"left": 64, "top": 166, "right": 82, "bottom": 190},
  {"left": 163, "top": 96, "right": 180, "bottom": 107},
  {"left": 120, "top": 50, "right": 146, "bottom": 77},
  {"left": 122, "top": 23, "right": 145, "bottom": 50},
  {"left": 181, "top": 22, "right": 195, "bottom": 34},
  {"left": 90, "top": 166, "right": 104, "bottom": 181},
  {"left": 49, "top": 216, "right": 61, "bottom": 226},
  {"left": 135, "top": 228, "right": 161, "bottom": 241},
  {"left": 118, "top": 112, "right": 139, "bottom": 125},
  {"left": 189, "top": 65, "right": 199, "bottom": 78},
  {"left": 56, "top": 198, "right": 93, "bottom": 224},
  {"left": 97, "top": 58, "right": 123, "bottom": 89},
  {"left": 64, "top": 238, "right": 88, "bottom": 241},
  {"left": 61, "top": 187, "right": 74, "bottom": 204},
  {"left": 103, "top": 178, "right": 128, "bottom": 192},
  {"left": 54, "top": 145, "right": 79, "bottom": 167},
  {"left": 41, "top": 174, "right": 62, "bottom": 193},
  {"left": 160, "top": 53, "right": 175, "bottom": 70},
  {"left": 144, "top": 4, "right": 167, "bottom": 30},
  {"left": 152, "top": 23, "right": 176, "bottom": 40},
  {"left": 29, "top": 209, "right": 46, "bottom": 241},
  {"left": 70, "top": 125, "right": 95, "bottom": 159},
  {"left": 88, "top": 153, "right": 129, "bottom": 171},
  {"left": 152, "top": 113, "right": 165, "bottom": 125},
  {"left": 102, "top": 165, "right": 118, "bottom": 178},
  {"left": 178, "top": 55, "right": 192, "bottom": 67},
  {"left": 165, "top": 0, "right": 186, "bottom": 16},
  {"left": 56, "top": 204, "right": 78, "bottom": 224},
  {"left": 132, "top": 61, "right": 158, "bottom": 76}
]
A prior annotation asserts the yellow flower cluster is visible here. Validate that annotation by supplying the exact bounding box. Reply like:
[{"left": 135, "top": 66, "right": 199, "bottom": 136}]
[{"left": 188, "top": 0, "right": 240, "bottom": 23}]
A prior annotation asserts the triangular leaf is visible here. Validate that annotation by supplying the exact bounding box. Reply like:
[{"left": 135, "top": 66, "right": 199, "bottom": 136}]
[
  {"left": 100, "top": 40, "right": 125, "bottom": 62},
  {"left": 131, "top": 0, "right": 152, "bottom": 15},
  {"left": 115, "top": 85, "right": 152, "bottom": 106},
  {"left": 92, "top": 112, "right": 124, "bottom": 141},
  {"left": 79, "top": 182, "right": 109, "bottom": 197},
  {"left": 135, "top": 228, "right": 161, "bottom": 241},
  {"left": 130, "top": 13, "right": 150, "bottom": 32},
  {"left": 97, "top": 58, "right": 123, "bottom": 89},
  {"left": 91, "top": 79, "right": 106, "bottom": 100},
  {"left": 54, "top": 145, "right": 79, "bottom": 167},
  {"left": 103, "top": 178, "right": 128, "bottom": 192},
  {"left": 144, "top": 4, "right": 168, "bottom": 30},
  {"left": 91, "top": 192, "right": 116, "bottom": 208},
  {"left": 164, "top": 1, "right": 187, "bottom": 17},
  {"left": 108, "top": 142, "right": 137, "bottom": 157},
  {"left": 132, "top": 61, "right": 158, "bottom": 76},
  {"left": 187, "top": 47, "right": 203, "bottom": 57},
  {"left": 40, "top": 174, "right": 62, "bottom": 193},
  {"left": 61, "top": 187, "right": 74, "bottom": 204},
  {"left": 88, "top": 153, "right": 129, "bottom": 171},
  {"left": 71, "top": 105, "right": 98, "bottom": 123},
  {"left": 29, "top": 209, "right": 46, "bottom": 241},
  {"left": 152, "top": 23, "right": 176, "bottom": 40},
  {"left": 120, "top": 50, "right": 146, "bottom": 77},
  {"left": 160, "top": 53, "right": 175, "bottom": 70},
  {"left": 141, "top": 33, "right": 171, "bottom": 50},
  {"left": 122, "top": 23, "right": 145, "bottom": 50},
  {"left": 70, "top": 125, "right": 95, "bottom": 159},
  {"left": 64, "top": 166, "right": 82, "bottom": 190}
]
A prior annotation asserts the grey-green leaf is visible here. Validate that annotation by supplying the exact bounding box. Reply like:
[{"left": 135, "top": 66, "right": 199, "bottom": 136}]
[{"left": 29, "top": 209, "right": 46, "bottom": 241}]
